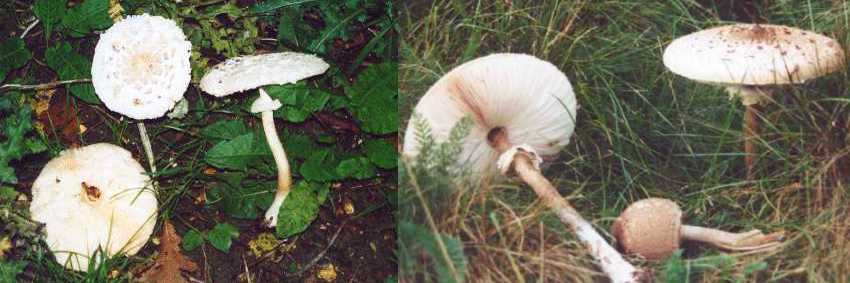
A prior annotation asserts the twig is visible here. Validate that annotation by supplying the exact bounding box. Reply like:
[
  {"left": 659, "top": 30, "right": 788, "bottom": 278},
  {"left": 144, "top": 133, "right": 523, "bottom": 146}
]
[
  {"left": 292, "top": 221, "right": 347, "bottom": 277},
  {"left": 0, "top": 79, "right": 91, "bottom": 92},
  {"left": 20, "top": 19, "right": 39, "bottom": 39}
]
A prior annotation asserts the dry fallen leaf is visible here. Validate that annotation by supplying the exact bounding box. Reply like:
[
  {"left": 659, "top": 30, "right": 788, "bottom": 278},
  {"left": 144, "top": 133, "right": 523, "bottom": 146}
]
[
  {"left": 37, "top": 91, "right": 84, "bottom": 147},
  {"left": 135, "top": 222, "right": 198, "bottom": 283}
]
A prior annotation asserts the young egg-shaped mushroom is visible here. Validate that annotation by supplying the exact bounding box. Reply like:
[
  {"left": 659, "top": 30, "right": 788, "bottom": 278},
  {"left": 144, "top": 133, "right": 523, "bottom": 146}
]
[
  {"left": 403, "top": 53, "right": 640, "bottom": 282},
  {"left": 663, "top": 23, "right": 844, "bottom": 179},
  {"left": 91, "top": 13, "right": 192, "bottom": 177},
  {"left": 612, "top": 198, "right": 784, "bottom": 261},
  {"left": 199, "top": 52, "right": 329, "bottom": 228},
  {"left": 29, "top": 143, "right": 157, "bottom": 271}
]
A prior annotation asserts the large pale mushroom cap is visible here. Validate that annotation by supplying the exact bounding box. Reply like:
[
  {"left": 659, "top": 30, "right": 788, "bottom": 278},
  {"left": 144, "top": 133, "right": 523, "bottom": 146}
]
[
  {"left": 402, "top": 53, "right": 578, "bottom": 175},
  {"left": 611, "top": 198, "right": 682, "bottom": 261},
  {"left": 92, "top": 14, "right": 191, "bottom": 120},
  {"left": 29, "top": 143, "right": 158, "bottom": 271},
  {"left": 199, "top": 52, "right": 330, "bottom": 97},
  {"left": 663, "top": 24, "right": 845, "bottom": 86}
]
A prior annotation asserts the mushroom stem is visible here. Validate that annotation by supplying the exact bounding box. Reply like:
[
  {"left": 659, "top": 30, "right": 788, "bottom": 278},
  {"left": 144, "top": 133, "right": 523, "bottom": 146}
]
[
  {"left": 256, "top": 89, "right": 292, "bottom": 228},
  {"left": 137, "top": 122, "right": 157, "bottom": 177},
  {"left": 493, "top": 137, "right": 640, "bottom": 282},
  {"left": 725, "top": 86, "right": 771, "bottom": 180},
  {"left": 681, "top": 225, "right": 784, "bottom": 251}
]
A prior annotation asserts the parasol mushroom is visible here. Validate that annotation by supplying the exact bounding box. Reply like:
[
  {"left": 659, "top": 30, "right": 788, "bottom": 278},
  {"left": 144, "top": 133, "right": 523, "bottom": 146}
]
[
  {"left": 91, "top": 13, "right": 192, "bottom": 177},
  {"left": 29, "top": 143, "right": 158, "bottom": 271},
  {"left": 663, "top": 23, "right": 844, "bottom": 180},
  {"left": 611, "top": 198, "right": 784, "bottom": 261},
  {"left": 403, "top": 53, "right": 640, "bottom": 282},
  {"left": 199, "top": 52, "right": 329, "bottom": 227}
]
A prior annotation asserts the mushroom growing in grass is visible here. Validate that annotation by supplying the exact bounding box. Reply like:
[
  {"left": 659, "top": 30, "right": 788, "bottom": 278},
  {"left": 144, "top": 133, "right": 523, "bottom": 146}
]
[
  {"left": 30, "top": 143, "right": 158, "bottom": 271},
  {"left": 611, "top": 198, "right": 784, "bottom": 261},
  {"left": 91, "top": 14, "right": 192, "bottom": 176},
  {"left": 403, "top": 54, "right": 640, "bottom": 282},
  {"left": 199, "top": 52, "right": 330, "bottom": 227},
  {"left": 663, "top": 23, "right": 844, "bottom": 180}
]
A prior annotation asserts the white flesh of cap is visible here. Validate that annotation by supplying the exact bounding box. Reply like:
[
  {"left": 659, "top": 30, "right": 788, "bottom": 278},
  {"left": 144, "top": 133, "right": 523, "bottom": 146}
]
[{"left": 199, "top": 52, "right": 330, "bottom": 97}]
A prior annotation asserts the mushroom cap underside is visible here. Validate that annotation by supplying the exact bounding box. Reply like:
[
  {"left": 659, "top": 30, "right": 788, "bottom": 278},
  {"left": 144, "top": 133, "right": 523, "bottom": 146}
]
[
  {"left": 402, "top": 53, "right": 578, "bottom": 175},
  {"left": 199, "top": 52, "right": 330, "bottom": 97}
]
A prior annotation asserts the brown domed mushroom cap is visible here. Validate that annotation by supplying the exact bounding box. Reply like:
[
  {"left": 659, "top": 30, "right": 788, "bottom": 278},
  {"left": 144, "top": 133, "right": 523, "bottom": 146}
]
[
  {"left": 611, "top": 198, "right": 683, "bottom": 261},
  {"left": 663, "top": 24, "right": 845, "bottom": 86}
]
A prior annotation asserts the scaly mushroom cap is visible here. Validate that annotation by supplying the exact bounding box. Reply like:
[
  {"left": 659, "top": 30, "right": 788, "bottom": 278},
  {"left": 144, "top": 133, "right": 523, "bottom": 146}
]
[
  {"left": 402, "top": 53, "right": 578, "bottom": 175},
  {"left": 663, "top": 23, "right": 844, "bottom": 86},
  {"left": 611, "top": 198, "right": 682, "bottom": 261},
  {"left": 92, "top": 14, "right": 192, "bottom": 120},
  {"left": 199, "top": 52, "right": 330, "bottom": 97},
  {"left": 29, "top": 143, "right": 158, "bottom": 271}
]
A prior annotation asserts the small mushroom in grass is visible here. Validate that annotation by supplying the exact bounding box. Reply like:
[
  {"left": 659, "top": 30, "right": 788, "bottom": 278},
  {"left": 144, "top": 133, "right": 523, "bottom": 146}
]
[
  {"left": 199, "top": 52, "right": 329, "bottom": 227},
  {"left": 663, "top": 23, "right": 844, "bottom": 180},
  {"left": 29, "top": 143, "right": 158, "bottom": 271},
  {"left": 403, "top": 54, "right": 641, "bottom": 282},
  {"left": 91, "top": 14, "right": 192, "bottom": 176},
  {"left": 611, "top": 198, "right": 784, "bottom": 261}
]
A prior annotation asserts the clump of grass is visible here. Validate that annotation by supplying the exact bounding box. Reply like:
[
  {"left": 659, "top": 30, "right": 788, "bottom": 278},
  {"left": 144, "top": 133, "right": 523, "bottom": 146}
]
[{"left": 400, "top": 1, "right": 850, "bottom": 282}]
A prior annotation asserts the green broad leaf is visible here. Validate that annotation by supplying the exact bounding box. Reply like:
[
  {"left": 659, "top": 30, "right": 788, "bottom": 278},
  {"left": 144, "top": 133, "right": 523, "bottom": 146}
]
[
  {"left": 0, "top": 260, "right": 27, "bottom": 282},
  {"left": 207, "top": 223, "right": 239, "bottom": 253},
  {"left": 283, "top": 133, "right": 317, "bottom": 160},
  {"left": 299, "top": 149, "right": 340, "bottom": 182},
  {"left": 363, "top": 139, "right": 397, "bottom": 169},
  {"left": 264, "top": 84, "right": 331, "bottom": 123},
  {"left": 201, "top": 120, "right": 250, "bottom": 143},
  {"left": 276, "top": 7, "right": 300, "bottom": 45},
  {"left": 61, "top": 0, "right": 112, "bottom": 37},
  {"left": 181, "top": 230, "right": 204, "bottom": 252},
  {"left": 0, "top": 186, "right": 18, "bottom": 202},
  {"left": 205, "top": 133, "right": 264, "bottom": 171},
  {"left": 44, "top": 42, "right": 99, "bottom": 104},
  {"left": 398, "top": 221, "right": 467, "bottom": 283},
  {"left": 347, "top": 62, "right": 398, "bottom": 134},
  {"left": 0, "top": 38, "right": 31, "bottom": 82},
  {"left": 336, "top": 157, "right": 376, "bottom": 180},
  {"left": 209, "top": 179, "right": 275, "bottom": 219},
  {"left": 275, "top": 182, "right": 321, "bottom": 238},
  {"left": 0, "top": 90, "right": 41, "bottom": 184},
  {"left": 33, "top": 0, "right": 66, "bottom": 39}
]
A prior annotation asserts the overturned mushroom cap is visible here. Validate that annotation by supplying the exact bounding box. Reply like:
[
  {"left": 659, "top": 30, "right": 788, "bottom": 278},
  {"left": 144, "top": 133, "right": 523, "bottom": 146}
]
[
  {"left": 29, "top": 143, "right": 158, "bottom": 271},
  {"left": 199, "top": 52, "right": 330, "bottom": 97},
  {"left": 663, "top": 23, "right": 845, "bottom": 86},
  {"left": 402, "top": 53, "right": 577, "bottom": 175},
  {"left": 611, "top": 198, "right": 682, "bottom": 261},
  {"left": 92, "top": 14, "right": 191, "bottom": 120}
]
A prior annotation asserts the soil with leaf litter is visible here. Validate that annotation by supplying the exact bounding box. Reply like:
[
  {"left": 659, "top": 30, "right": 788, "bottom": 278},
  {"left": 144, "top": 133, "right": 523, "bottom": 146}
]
[{"left": 1, "top": 0, "right": 397, "bottom": 282}]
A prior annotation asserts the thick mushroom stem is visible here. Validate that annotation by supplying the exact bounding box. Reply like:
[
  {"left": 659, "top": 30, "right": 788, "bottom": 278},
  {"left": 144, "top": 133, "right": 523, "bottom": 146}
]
[
  {"left": 725, "top": 86, "right": 771, "bottom": 180},
  {"left": 681, "top": 225, "right": 784, "bottom": 251},
  {"left": 492, "top": 137, "right": 640, "bottom": 282},
  {"left": 252, "top": 89, "right": 292, "bottom": 228}
]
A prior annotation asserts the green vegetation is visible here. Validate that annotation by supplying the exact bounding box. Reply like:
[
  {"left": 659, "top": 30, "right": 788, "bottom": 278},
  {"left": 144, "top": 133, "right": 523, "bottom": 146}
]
[
  {"left": 400, "top": 1, "right": 850, "bottom": 282},
  {"left": 1, "top": 0, "right": 396, "bottom": 281}
]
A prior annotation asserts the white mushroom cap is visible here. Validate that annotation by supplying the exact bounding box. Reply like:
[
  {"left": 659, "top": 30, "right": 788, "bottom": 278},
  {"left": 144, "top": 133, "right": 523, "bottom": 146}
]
[
  {"left": 199, "top": 52, "right": 330, "bottom": 97},
  {"left": 92, "top": 14, "right": 191, "bottom": 120},
  {"left": 663, "top": 23, "right": 845, "bottom": 86},
  {"left": 611, "top": 198, "right": 682, "bottom": 261},
  {"left": 29, "top": 143, "right": 158, "bottom": 271},
  {"left": 402, "top": 53, "right": 578, "bottom": 175}
]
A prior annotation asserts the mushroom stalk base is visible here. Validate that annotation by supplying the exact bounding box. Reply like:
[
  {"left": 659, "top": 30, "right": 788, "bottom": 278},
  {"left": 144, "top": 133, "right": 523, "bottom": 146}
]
[
  {"left": 260, "top": 109, "right": 292, "bottom": 228},
  {"left": 509, "top": 152, "right": 640, "bottom": 282},
  {"left": 681, "top": 225, "right": 783, "bottom": 251}
]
